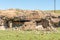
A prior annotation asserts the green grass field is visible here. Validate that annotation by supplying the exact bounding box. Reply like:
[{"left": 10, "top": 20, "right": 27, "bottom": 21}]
[{"left": 0, "top": 29, "right": 60, "bottom": 40}]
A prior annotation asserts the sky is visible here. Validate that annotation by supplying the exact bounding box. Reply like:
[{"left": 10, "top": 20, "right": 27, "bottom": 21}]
[{"left": 0, "top": 0, "right": 60, "bottom": 10}]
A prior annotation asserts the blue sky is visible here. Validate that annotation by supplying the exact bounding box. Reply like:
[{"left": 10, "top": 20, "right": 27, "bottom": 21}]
[{"left": 0, "top": 0, "right": 60, "bottom": 10}]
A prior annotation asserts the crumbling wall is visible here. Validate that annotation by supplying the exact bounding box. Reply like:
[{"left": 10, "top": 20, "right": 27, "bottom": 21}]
[{"left": 0, "top": 9, "right": 60, "bottom": 30}]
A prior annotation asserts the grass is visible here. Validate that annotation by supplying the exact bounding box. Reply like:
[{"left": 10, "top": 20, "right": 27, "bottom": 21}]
[
  {"left": 45, "top": 10, "right": 60, "bottom": 13},
  {"left": 0, "top": 29, "right": 60, "bottom": 40}
]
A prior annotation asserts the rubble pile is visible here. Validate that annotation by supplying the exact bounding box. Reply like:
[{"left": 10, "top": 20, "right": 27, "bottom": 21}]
[{"left": 0, "top": 9, "right": 60, "bottom": 31}]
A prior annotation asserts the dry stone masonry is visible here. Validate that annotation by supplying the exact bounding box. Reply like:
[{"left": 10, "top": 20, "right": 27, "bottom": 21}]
[{"left": 0, "top": 9, "right": 60, "bottom": 31}]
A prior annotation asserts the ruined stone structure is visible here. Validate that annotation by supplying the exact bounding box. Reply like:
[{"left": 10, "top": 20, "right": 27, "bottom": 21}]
[{"left": 0, "top": 9, "right": 60, "bottom": 31}]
